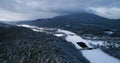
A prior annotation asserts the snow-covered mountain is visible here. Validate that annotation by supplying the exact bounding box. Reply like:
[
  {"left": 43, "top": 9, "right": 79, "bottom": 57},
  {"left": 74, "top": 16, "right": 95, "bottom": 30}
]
[{"left": 0, "top": 23, "right": 90, "bottom": 63}]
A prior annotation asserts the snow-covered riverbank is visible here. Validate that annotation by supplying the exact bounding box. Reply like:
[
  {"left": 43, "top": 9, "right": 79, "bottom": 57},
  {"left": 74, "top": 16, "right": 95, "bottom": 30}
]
[{"left": 18, "top": 24, "right": 120, "bottom": 63}]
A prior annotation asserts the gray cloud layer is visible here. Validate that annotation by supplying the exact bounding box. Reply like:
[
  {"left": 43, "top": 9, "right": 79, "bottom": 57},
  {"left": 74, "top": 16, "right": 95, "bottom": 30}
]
[{"left": 0, "top": 0, "right": 120, "bottom": 21}]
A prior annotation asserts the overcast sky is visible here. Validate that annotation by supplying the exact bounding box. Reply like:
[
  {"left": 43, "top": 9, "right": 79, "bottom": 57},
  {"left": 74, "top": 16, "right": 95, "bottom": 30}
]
[{"left": 0, "top": 0, "right": 120, "bottom": 21}]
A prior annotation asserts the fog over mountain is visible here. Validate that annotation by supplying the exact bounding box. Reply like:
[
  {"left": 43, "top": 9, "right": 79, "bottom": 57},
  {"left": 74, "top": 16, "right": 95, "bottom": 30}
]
[{"left": 0, "top": 0, "right": 120, "bottom": 21}]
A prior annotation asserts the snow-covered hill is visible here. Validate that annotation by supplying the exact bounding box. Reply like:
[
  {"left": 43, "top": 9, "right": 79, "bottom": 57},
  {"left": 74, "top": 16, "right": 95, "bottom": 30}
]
[{"left": 19, "top": 24, "right": 120, "bottom": 63}]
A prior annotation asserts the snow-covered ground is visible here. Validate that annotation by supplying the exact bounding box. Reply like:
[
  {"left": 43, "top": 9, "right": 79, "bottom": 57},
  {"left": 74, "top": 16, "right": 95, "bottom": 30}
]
[
  {"left": 56, "top": 29, "right": 120, "bottom": 63},
  {"left": 18, "top": 24, "right": 44, "bottom": 32},
  {"left": 54, "top": 34, "right": 65, "bottom": 37},
  {"left": 57, "top": 29, "right": 92, "bottom": 49},
  {"left": 82, "top": 49, "right": 120, "bottom": 63},
  {"left": 18, "top": 24, "right": 120, "bottom": 63}
]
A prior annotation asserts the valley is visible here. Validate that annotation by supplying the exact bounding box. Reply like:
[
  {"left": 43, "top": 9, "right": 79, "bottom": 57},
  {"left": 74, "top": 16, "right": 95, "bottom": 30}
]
[{"left": 18, "top": 24, "right": 120, "bottom": 63}]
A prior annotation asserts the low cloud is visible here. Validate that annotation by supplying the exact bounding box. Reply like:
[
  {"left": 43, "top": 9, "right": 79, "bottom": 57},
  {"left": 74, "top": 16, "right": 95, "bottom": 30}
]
[
  {"left": 90, "top": 7, "right": 120, "bottom": 19},
  {"left": 0, "top": 0, "right": 120, "bottom": 21}
]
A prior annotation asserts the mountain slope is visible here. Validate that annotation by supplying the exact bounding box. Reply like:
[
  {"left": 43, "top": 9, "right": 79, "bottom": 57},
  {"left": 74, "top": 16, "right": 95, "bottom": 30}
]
[
  {"left": 16, "top": 13, "right": 120, "bottom": 37},
  {"left": 16, "top": 13, "right": 120, "bottom": 28},
  {"left": 0, "top": 23, "right": 90, "bottom": 63}
]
